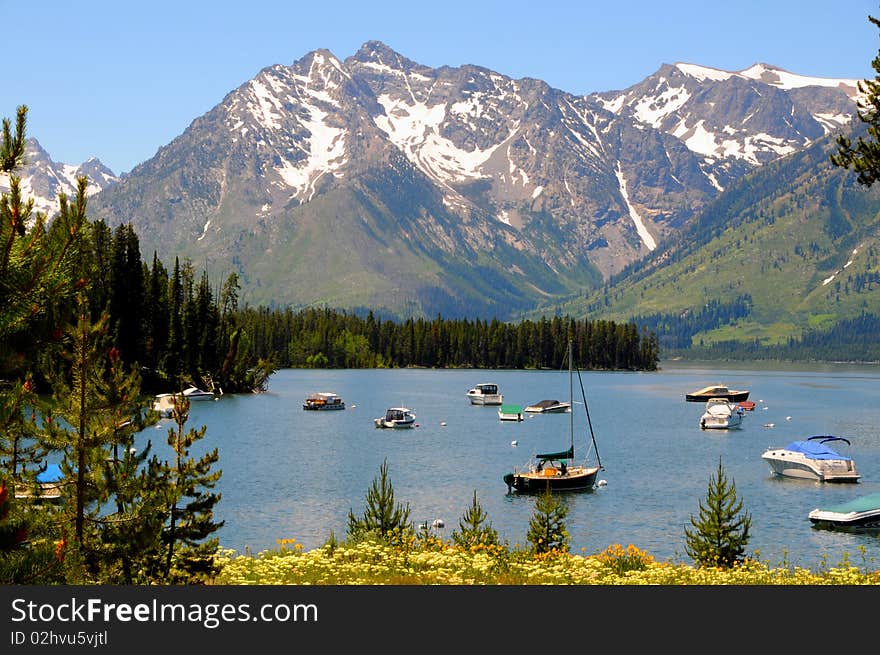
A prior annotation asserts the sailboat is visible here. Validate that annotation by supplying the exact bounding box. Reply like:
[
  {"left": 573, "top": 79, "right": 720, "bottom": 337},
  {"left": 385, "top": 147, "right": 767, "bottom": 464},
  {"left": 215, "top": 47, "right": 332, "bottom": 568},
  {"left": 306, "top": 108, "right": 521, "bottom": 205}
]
[{"left": 503, "top": 340, "right": 603, "bottom": 493}]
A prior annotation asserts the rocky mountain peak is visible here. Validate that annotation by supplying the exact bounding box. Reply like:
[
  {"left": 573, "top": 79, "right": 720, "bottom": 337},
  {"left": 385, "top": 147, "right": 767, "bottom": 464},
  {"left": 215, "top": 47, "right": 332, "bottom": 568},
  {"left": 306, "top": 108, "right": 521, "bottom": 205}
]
[{"left": 15, "top": 43, "right": 865, "bottom": 320}]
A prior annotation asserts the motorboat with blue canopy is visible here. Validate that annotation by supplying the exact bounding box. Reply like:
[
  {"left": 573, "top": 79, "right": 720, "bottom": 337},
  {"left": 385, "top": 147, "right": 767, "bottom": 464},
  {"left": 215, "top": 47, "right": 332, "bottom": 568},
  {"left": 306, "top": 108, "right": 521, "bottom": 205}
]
[
  {"left": 761, "top": 435, "right": 860, "bottom": 483},
  {"left": 14, "top": 462, "right": 64, "bottom": 502}
]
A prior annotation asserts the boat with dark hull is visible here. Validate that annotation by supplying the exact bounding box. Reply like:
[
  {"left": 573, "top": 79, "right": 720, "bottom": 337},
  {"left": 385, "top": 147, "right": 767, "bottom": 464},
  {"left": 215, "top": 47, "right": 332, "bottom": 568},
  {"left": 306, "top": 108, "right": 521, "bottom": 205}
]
[
  {"left": 808, "top": 492, "right": 880, "bottom": 531},
  {"left": 685, "top": 384, "right": 750, "bottom": 403},
  {"left": 503, "top": 341, "right": 603, "bottom": 494},
  {"left": 303, "top": 392, "right": 345, "bottom": 410}
]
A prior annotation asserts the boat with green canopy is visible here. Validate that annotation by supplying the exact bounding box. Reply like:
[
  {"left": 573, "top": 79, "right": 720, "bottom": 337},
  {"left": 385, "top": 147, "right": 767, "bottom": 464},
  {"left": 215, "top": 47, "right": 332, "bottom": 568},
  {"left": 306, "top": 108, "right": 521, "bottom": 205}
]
[{"left": 808, "top": 492, "right": 880, "bottom": 531}]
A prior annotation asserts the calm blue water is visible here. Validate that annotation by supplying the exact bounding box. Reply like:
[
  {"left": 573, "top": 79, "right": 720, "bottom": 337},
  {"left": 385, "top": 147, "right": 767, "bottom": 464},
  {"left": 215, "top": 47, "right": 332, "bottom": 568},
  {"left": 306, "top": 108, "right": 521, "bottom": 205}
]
[{"left": 145, "top": 361, "right": 880, "bottom": 571}]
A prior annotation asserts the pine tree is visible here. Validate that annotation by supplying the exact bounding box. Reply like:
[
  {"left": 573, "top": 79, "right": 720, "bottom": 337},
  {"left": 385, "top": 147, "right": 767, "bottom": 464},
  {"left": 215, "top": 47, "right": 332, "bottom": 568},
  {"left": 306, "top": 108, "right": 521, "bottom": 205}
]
[
  {"left": 108, "top": 224, "right": 145, "bottom": 364},
  {"left": 684, "top": 458, "right": 752, "bottom": 568},
  {"left": 451, "top": 490, "right": 500, "bottom": 550},
  {"left": 831, "top": 15, "right": 880, "bottom": 185},
  {"left": 526, "top": 489, "right": 570, "bottom": 554},
  {"left": 0, "top": 105, "right": 87, "bottom": 583},
  {"left": 165, "top": 257, "right": 184, "bottom": 387},
  {"left": 0, "top": 106, "right": 86, "bottom": 375},
  {"left": 42, "top": 297, "right": 161, "bottom": 580},
  {"left": 91, "top": 346, "right": 166, "bottom": 584},
  {"left": 161, "top": 393, "right": 223, "bottom": 583},
  {"left": 346, "top": 459, "right": 413, "bottom": 546}
]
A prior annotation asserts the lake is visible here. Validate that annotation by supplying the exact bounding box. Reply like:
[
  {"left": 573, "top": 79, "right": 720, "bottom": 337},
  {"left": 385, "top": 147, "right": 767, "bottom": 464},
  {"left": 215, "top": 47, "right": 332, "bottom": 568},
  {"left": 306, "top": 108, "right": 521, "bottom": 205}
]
[{"left": 150, "top": 361, "right": 880, "bottom": 571}]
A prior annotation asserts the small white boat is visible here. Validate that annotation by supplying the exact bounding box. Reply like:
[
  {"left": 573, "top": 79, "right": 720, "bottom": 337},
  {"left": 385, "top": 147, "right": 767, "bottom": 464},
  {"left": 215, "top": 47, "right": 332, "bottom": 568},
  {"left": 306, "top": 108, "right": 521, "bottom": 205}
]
[
  {"left": 374, "top": 407, "right": 416, "bottom": 429},
  {"left": 498, "top": 404, "right": 524, "bottom": 422},
  {"left": 808, "top": 492, "right": 880, "bottom": 531},
  {"left": 466, "top": 383, "right": 503, "bottom": 406},
  {"left": 762, "top": 435, "right": 860, "bottom": 482},
  {"left": 302, "top": 392, "right": 345, "bottom": 410},
  {"left": 182, "top": 385, "right": 217, "bottom": 401},
  {"left": 699, "top": 398, "right": 744, "bottom": 430},
  {"left": 152, "top": 393, "right": 176, "bottom": 418},
  {"left": 523, "top": 399, "right": 571, "bottom": 413}
]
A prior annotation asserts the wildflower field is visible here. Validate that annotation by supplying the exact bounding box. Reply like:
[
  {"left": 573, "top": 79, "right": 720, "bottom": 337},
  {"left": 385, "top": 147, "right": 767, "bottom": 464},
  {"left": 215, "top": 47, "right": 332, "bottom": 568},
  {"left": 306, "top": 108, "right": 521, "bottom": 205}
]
[{"left": 212, "top": 539, "right": 880, "bottom": 585}]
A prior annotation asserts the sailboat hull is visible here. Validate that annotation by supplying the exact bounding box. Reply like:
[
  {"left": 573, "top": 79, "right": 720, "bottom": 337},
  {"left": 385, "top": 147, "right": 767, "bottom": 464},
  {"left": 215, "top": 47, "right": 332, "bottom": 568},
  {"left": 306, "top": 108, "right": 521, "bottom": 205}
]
[
  {"left": 503, "top": 340, "right": 603, "bottom": 494},
  {"left": 504, "top": 465, "right": 600, "bottom": 493}
]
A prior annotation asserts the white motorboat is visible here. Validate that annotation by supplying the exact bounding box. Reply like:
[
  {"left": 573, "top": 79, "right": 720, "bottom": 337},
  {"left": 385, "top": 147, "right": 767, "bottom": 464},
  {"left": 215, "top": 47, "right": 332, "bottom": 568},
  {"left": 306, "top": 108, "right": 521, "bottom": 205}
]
[
  {"left": 762, "top": 435, "right": 860, "bottom": 482},
  {"left": 374, "top": 407, "right": 416, "bottom": 429},
  {"left": 699, "top": 398, "right": 744, "bottom": 430},
  {"left": 523, "top": 399, "right": 571, "bottom": 413},
  {"left": 182, "top": 385, "right": 217, "bottom": 401},
  {"left": 498, "top": 404, "right": 524, "bottom": 421},
  {"left": 466, "top": 383, "right": 503, "bottom": 405},
  {"left": 152, "top": 393, "right": 176, "bottom": 418},
  {"left": 808, "top": 492, "right": 880, "bottom": 531}
]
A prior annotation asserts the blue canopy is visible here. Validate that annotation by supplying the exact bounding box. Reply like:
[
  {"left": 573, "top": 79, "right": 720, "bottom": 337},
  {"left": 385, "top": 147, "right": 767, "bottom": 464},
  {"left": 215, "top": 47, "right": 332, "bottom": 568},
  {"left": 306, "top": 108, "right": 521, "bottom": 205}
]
[
  {"left": 785, "top": 439, "right": 852, "bottom": 461},
  {"left": 36, "top": 463, "right": 63, "bottom": 483}
]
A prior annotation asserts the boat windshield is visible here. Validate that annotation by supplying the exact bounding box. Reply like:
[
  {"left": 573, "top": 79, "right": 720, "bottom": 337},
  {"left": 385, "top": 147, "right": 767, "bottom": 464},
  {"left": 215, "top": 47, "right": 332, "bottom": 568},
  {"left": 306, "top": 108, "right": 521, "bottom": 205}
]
[{"left": 785, "top": 440, "right": 852, "bottom": 460}]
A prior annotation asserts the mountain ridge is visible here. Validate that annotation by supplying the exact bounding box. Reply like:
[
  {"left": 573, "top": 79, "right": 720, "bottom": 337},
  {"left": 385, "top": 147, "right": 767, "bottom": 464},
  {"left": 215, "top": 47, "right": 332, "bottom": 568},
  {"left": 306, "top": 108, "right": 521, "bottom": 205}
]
[{"left": 6, "top": 41, "right": 872, "bottom": 332}]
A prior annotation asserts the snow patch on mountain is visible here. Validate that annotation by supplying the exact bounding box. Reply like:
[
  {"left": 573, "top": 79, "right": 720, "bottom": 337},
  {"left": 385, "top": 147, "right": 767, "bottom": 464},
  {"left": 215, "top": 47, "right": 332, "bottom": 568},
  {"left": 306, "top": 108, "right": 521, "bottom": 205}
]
[
  {"left": 813, "top": 111, "right": 856, "bottom": 134},
  {"left": 0, "top": 140, "right": 116, "bottom": 219},
  {"left": 374, "top": 94, "right": 509, "bottom": 185},
  {"left": 739, "top": 63, "right": 861, "bottom": 97},
  {"left": 275, "top": 96, "right": 347, "bottom": 201},
  {"left": 248, "top": 79, "right": 286, "bottom": 131},
  {"left": 615, "top": 162, "right": 656, "bottom": 251},
  {"left": 633, "top": 82, "right": 691, "bottom": 127},
  {"left": 675, "top": 63, "right": 735, "bottom": 82}
]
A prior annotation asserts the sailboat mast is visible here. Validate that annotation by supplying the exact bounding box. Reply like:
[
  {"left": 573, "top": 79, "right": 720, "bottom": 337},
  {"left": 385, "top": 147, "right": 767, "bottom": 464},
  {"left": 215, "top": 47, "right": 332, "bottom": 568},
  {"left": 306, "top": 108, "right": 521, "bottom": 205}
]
[{"left": 569, "top": 339, "right": 573, "bottom": 453}]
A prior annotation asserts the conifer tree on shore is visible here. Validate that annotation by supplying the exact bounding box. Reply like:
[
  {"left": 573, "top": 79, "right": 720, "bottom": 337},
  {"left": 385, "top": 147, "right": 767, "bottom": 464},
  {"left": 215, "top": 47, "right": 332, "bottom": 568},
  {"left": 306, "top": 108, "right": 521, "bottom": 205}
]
[
  {"left": 685, "top": 458, "right": 752, "bottom": 568},
  {"left": 161, "top": 393, "right": 223, "bottom": 583}
]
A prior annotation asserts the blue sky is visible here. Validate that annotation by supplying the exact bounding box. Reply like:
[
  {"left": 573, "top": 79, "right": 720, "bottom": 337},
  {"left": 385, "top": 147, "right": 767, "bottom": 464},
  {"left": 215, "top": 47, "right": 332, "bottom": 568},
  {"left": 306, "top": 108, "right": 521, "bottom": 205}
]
[{"left": 3, "top": 0, "right": 878, "bottom": 174}]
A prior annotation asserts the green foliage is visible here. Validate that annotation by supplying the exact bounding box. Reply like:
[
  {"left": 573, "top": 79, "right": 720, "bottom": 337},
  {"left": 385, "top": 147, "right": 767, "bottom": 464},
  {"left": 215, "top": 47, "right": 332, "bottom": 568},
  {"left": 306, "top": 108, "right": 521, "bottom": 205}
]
[
  {"left": 0, "top": 106, "right": 86, "bottom": 378},
  {"left": 451, "top": 490, "right": 500, "bottom": 550},
  {"left": 0, "top": 483, "right": 65, "bottom": 584},
  {"left": 0, "top": 374, "right": 48, "bottom": 481},
  {"left": 526, "top": 490, "right": 570, "bottom": 554},
  {"left": 831, "top": 15, "right": 880, "bottom": 186},
  {"left": 346, "top": 459, "right": 413, "bottom": 547},
  {"left": 90, "top": 346, "right": 167, "bottom": 584},
  {"left": 41, "top": 297, "right": 163, "bottom": 582},
  {"left": 161, "top": 393, "right": 224, "bottom": 583},
  {"left": 268, "top": 308, "right": 657, "bottom": 370},
  {"left": 685, "top": 459, "right": 752, "bottom": 568},
  {"left": 42, "top": 299, "right": 118, "bottom": 562}
]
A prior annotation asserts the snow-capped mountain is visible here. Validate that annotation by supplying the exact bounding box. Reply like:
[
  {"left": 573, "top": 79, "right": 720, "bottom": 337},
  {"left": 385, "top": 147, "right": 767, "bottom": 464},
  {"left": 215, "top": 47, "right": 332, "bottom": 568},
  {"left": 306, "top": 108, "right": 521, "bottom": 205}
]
[
  {"left": 0, "top": 138, "right": 117, "bottom": 217},
  {"left": 39, "top": 42, "right": 866, "bottom": 317},
  {"left": 593, "top": 62, "right": 859, "bottom": 180}
]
